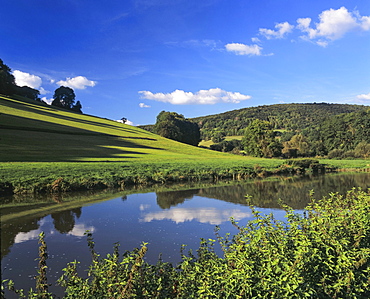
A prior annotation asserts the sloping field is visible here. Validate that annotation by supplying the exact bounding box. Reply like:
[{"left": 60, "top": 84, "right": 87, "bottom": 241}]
[
  {"left": 0, "top": 96, "right": 289, "bottom": 194},
  {"left": 0, "top": 95, "right": 246, "bottom": 163}
]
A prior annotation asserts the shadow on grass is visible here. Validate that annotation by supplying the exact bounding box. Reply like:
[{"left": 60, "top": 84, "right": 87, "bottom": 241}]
[
  {"left": 0, "top": 113, "right": 164, "bottom": 162},
  {"left": 0, "top": 97, "right": 152, "bottom": 136}
]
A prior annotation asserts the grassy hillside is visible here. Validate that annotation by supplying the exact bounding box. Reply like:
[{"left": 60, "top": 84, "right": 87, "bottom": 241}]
[
  {"left": 0, "top": 95, "right": 236, "bottom": 162},
  {"left": 1, "top": 96, "right": 367, "bottom": 195},
  {"left": 0, "top": 95, "right": 288, "bottom": 194},
  {"left": 199, "top": 135, "right": 243, "bottom": 148}
]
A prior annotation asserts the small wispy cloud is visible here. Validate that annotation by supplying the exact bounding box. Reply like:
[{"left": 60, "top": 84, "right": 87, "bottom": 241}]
[
  {"left": 139, "top": 88, "right": 251, "bottom": 105},
  {"left": 57, "top": 76, "right": 97, "bottom": 90},
  {"left": 165, "top": 39, "right": 221, "bottom": 50},
  {"left": 356, "top": 92, "right": 370, "bottom": 101},
  {"left": 259, "top": 21, "right": 294, "bottom": 39},
  {"left": 139, "top": 103, "right": 151, "bottom": 108},
  {"left": 225, "top": 43, "right": 262, "bottom": 56},
  {"left": 251, "top": 37, "right": 261, "bottom": 43}
]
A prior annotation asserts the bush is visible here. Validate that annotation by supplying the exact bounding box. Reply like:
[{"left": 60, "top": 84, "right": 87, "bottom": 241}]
[
  {"left": 328, "top": 149, "right": 345, "bottom": 159},
  {"left": 3, "top": 189, "right": 370, "bottom": 298}
]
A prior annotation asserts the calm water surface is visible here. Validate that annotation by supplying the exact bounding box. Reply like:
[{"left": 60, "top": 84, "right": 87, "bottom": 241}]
[{"left": 1, "top": 172, "right": 369, "bottom": 297}]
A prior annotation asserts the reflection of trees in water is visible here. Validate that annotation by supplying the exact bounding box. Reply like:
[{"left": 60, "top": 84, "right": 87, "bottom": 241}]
[
  {"left": 51, "top": 208, "right": 82, "bottom": 234},
  {"left": 156, "top": 189, "right": 200, "bottom": 209},
  {"left": 197, "top": 174, "right": 370, "bottom": 209},
  {"left": 1, "top": 217, "right": 43, "bottom": 259},
  {"left": 155, "top": 173, "right": 370, "bottom": 210},
  {"left": 1, "top": 207, "right": 83, "bottom": 260}
]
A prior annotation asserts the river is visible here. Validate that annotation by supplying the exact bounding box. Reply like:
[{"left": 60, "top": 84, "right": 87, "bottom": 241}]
[{"left": 1, "top": 172, "right": 369, "bottom": 297}]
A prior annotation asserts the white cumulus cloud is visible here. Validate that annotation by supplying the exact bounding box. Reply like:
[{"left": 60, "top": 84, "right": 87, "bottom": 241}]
[
  {"left": 139, "top": 102, "right": 151, "bottom": 108},
  {"left": 13, "top": 70, "right": 42, "bottom": 89},
  {"left": 259, "top": 21, "right": 294, "bottom": 39},
  {"left": 57, "top": 76, "right": 97, "bottom": 90},
  {"left": 356, "top": 93, "right": 370, "bottom": 101},
  {"left": 297, "top": 7, "right": 370, "bottom": 46},
  {"left": 139, "top": 88, "right": 251, "bottom": 105},
  {"left": 225, "top": 43, "right": 262, "bottom": 56}
]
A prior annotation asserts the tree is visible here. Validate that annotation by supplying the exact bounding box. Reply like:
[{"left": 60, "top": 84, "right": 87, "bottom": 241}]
[
  {"left": 154, "top": 111, "right": 200, "bottom": 146},
  {"left": 354, "top": 141, "right": 370, "bottom": 158},
  {"left": 241, "top": 119, "right": 282, "bottom": 158},
  {"left": 211, "top": 130, "right": 226, "bottom": 143},
  {"left": 71, "top": 100, "right": 83, "bottom": 113},
  {"left": 0, "top": 58, "right": 16, "bottom": 95},
  {"left": 282, "top": 133, "right": 310, "bottom": 157},
  {"left": 16, "top": 86, "right": 40, "bottom": 101},
  {"left": 52, "top": 86, "right": 76, "bottom": 109}
]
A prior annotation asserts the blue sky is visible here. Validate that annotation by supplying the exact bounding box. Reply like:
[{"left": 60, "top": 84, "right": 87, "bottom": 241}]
[{"left": 1, "top": 0, "right": 369, "bottom": 125}]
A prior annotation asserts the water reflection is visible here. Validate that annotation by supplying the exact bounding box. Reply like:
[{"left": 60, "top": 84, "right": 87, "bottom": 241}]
[
  {"left": 2, "top": 173, "right": 370, "bottom": 260},
  {"left": 51, "top": 208, "right": 82, "bottom": 234},
  {"left": 141, "top": 206, "right": 251, "bottom": 225},
  {"left": 1, "top": 173, "right": 369, "bottom": 297}
]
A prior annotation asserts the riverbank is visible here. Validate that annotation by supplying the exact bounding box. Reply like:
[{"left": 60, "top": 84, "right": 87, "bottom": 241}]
[{"left": 2, "top": 158, "right": 367, "bottom": 195}]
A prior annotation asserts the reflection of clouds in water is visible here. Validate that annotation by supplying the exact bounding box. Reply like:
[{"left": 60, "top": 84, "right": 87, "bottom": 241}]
[
  {"left": 141, "top": 208, "right": 251, "bottom": 225},
  {"left": 14, "top": 219, "right": 47, "bottom": 243},
  {"left": 14, "top": 219, "right": 95, "bottom": 243},
  {"left": 14, "top": 228, "right": 43, "bottom": 243},
  {"left": 67, "top": 224, "right": 95, "bottom": 237},
  {"left": 140, "top": 204, "right": 151, "bottom": 211}
]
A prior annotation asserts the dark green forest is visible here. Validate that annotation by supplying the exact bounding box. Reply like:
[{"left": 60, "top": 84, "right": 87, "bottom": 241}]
[
  {"left": 140, "top": 103, "right": 370, "bottom": 158},
  {"left": 191, "top": 103, "right": 368, "bottom": 138}
]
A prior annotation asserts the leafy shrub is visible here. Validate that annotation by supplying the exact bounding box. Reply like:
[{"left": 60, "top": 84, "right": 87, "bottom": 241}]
[{"left": 328, "top": 149, "right": 345, "bottom": 159}]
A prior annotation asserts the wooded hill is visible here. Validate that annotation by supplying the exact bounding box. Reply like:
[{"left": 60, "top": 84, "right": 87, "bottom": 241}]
[
  {"left": 140, "top": 102, "right": 369, "bottom": 158},
  {"left": 190, "top": 103, "right": 368, "bottom": 139}
]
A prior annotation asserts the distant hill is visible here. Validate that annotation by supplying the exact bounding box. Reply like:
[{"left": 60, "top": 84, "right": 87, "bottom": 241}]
[
  {"left": 190, "top": 103, "right": 368, "bottom": 140},
  {"left": 139, "top": 103, "right": 368, "bottom": 140}
]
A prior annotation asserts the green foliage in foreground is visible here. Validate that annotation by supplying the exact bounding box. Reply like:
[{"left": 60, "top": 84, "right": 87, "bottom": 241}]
[{"left": 3, "top": 189, "right": 370, "bottom": 298}]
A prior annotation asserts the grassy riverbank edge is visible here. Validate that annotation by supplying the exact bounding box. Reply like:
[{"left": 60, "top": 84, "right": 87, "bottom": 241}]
[{"left": 2, "top": 158, "right": 368, "bottom": 195}]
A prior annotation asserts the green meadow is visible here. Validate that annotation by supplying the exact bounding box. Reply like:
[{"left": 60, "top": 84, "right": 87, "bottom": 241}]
[
  {"left": 0, "top": 95, "right": 368, "bottom": 194},
  {"left": 199, "top": 135, "right": 243, "bottom": 148},
  {"left": 0, "top": 96, "right": 283, "bottom": 193}
]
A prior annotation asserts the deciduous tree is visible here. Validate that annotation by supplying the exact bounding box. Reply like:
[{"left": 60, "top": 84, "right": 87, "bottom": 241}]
[
  {"left": 52, "top": 86, "right": 76, "bottom": 109},
  {"left": 242, "top": 119, "right": 282, "bottom": 157},
  {"left": 154, "top": 111, "right": 200, "bottom": 146},
  {"left": 0, "top": 59, "right": 16, "bottom": 95}
]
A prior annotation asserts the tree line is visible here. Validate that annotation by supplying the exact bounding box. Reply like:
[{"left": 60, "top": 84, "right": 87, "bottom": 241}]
[
  {"left": 209, "top": 110, "right": 370, "bottom": 159},
  {"left": 191, "top": 102, "right": 367, "bottom": 140},
  {"left": 0, "top": 58, "right": 82, "bottom": 113}
]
